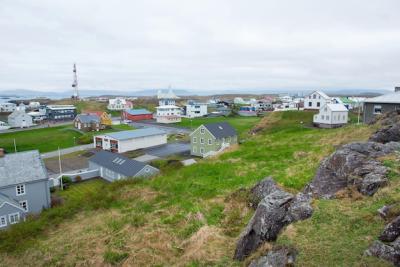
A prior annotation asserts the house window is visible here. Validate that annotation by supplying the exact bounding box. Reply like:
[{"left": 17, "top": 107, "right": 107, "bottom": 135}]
[
  {"left": 193, "top": 137, "right": 197, "bottom": 143},
  {"left": 374, "top": 105, "right": 382, "bottom": 114},
  {"left": 193, "top": 147, "right": 197, "bottom": 153},
  {"left": 9, "top": 213, "right": 20, "bottom": 224},
  {"left": 317, "top": 102, "right": 320, "bottom": 107},
  {"left": 208, "top": 139, "right": 212, "bottom": 145},
  {"left": 227, "top": 137, "right": 231, "bottom": 142},
  {"left": 324, "top": 107, "right": 327, "bottom": 112},
  {"left": 308, "top": 102, "right": 312, "bottom": 107},
  {"left": 16, "top": 184, "right": 25, "bottom": 196},
  {"left": 19, "top": 200, "right": 28, "bottom": 212},
  {"left": 200, "top": 128, "right": 205, "bottom": 134},
  {"left": 326, "top": 115, "right": 330, "bottom": 120},
  {"left": 0, "top": 216, "right": 6, "bottom": 228},
  {"left": 343, "top": 115, "right": 346, "bottom": 120},
  {"left": 200, "top": 148, "right": 205, "bottom": 154},
  {"left": 200, "top": 138, "right": 204, "bottom": 144},
  {"left": 321, "top": 115, "right": 324, "bottom": 120},
  {"left": 313, "top": 94, "right": 316, "bottom": 99}
]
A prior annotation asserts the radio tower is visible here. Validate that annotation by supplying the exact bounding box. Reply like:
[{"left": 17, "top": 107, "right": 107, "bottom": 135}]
[{"left": 72, "top": 63, "right": 79, "bottom": 99}]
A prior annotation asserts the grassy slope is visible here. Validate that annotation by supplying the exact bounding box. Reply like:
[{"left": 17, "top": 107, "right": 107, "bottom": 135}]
[
  {"left": 1, "top": 111, "right": 396, "bottom": 266},
  {"left": 0, "top": 124, "right": 133, "bottom": 153}
]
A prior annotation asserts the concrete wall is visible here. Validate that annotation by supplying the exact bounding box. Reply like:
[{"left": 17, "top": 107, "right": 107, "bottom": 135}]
[
  {"left": 0, "top": 179, "right": 50, "bottom": 214},
  {"left": 117, "top": 134, "right": 167, "bottom": 153},
  {"left": 0, "top": 203, "right": 25, "bottom": 229},
  {"left": 363, "top": 103, "right": 400, "bottom": 123}
]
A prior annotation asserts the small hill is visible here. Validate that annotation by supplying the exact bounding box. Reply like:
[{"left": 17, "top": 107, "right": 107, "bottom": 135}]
[{"left": 2, "top": 111, "right": 394, "bottom": 266}]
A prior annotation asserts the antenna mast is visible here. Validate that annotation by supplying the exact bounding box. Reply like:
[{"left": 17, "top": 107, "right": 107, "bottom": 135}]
[{"left": 72, "top": 63, "right": 79, "bottom": 99}]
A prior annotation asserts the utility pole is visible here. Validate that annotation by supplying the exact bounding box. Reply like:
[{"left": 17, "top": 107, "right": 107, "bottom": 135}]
[
  {"left": 58, "top": 147, "right": 64, "bottom": 190},
  {"left": 72, "top": 63, "right": 79, "bottom": 100}
]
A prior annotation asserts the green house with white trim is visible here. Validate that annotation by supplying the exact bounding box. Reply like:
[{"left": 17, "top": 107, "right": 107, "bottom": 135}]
[{"left": 190, "top": 122, "right": 238, "bottom": 157}]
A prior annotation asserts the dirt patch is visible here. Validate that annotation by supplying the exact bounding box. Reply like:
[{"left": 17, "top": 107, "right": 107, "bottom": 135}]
[
  {"left": 120, "top": 187, "right": 159, "bottom": 202},
  {"left": 249, "top": 112, "right": 282, "bottom": 135},
  {"left": 179, "top": 226, "right": 234, "bottom": 265}
]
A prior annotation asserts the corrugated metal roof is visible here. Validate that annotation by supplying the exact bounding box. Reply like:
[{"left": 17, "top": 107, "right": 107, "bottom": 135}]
[
  {"left": 89, "top": 150, "right": 152, "bottom": 177},
  {"left": 327, "top": 103, "right": 348, "bottom": 111},
  {"left": 364, "top": 92, "right": 400, "bottom": 104},
  {"left": 204, "top": 122, "right": 237, "bottom": 139},
  {"left": 0, "top": 150, "right": 48, "bottom": 188},
  {"left": 307, "top": 90, "right": 331, "bottom": 100},
  {"left": 125, "top": 109, "right": 152, "bottom": 115},
  {"left": 104, "top": 128, "right": 166, "bottom": 140}
]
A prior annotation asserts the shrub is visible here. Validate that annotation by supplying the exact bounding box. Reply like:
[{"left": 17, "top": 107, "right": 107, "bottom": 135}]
[
  {"left": 61, "top": 176, "right": 72, "bottom": 186},
  {"left": 51, "top": 195, "right": 64, "bottom": 207},
  {"left": 103, "top": 250, "right": 128, "bottom": 265},
  {"left": 75, "top": 175, "right": 82, "bottom": 183}
]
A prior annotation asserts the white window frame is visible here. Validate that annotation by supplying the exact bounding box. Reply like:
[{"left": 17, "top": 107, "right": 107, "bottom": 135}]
[
  {"left": 9, "top": 213, "right": 20, "bottom": 224},
  {"left": 208, "top": 139, "right": 212, "bottom": 145},
  {"left": 0, "top": 216, "right": 7, "bottom": 228},
  {"left": 200, "top": 138, "right": 204, "bottom": 144},
  {"left": 200, "top": 128, "right": 205, "bottom": 134},
  {"left": 373, "top": 105, "right": 382, "bottom": 114},
  {"left": 200, "top": 147, "right": 205, "bottom": 154},
  {"left": 193, "top": 147, "right": 197, "bottom": 153},
  {"left": 16, "top": 184, "right": 26, "bottom": 196},
  {"left": 19, "top": 200, "right": 28, "bottom": 212},
  {"left": 227, "top": 137, "right": 231, "bottom": 142},
  {"left": 193, "top": 137, "right": 197, "bottom": 143}
]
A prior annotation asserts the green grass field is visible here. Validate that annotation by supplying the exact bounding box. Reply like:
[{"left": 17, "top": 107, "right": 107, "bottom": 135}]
[
  {"left": 1, "top": 111, "right": 395, "bottom": 266},
  {"left": 176, "top": 116, "right": 262, "bottom": 136},
  {"left": 0, "top": 124, "right": 133, "bottom": 153}
]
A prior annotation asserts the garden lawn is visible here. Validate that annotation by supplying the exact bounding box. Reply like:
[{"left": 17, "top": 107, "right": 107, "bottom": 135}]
[
  {"left": 0, "top": 111, "right": 393, "bottom": 266},
  {"left": 0, "top": 124, "right": 134, "bottom": 153}
]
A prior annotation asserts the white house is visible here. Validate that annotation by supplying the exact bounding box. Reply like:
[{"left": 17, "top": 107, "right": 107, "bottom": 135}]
[
  {"left": 305, "top": 90, "right": 332, "bottom": 110},
  {"left": 183, "top": 101, "right": 208, "bottom": 118},
  {"left": 156, "top": 88, "right": 181, "bottom": 123},
  {"left": 8, "top": 107, "right": 33, "bottom": 128},
  {"left": 28, "top": 102, "right": 41, "bottom": 109},
  {"left": 313, "top": 103, "right": 348, "bottom": 128},
  {"left": 107, "top": 97, "right": 133, "bottom": 111},
  {"left": 0, "top": 103, "right": 17, "bottom": 113},
  {"left": 94, "top": 128, "right": 167, "bottom": 153}
]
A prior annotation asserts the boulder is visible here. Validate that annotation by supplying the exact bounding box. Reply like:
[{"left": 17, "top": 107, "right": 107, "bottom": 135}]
[
  {"left": 380, "top": 216, "right": 400, "bottom": 242},
  {"left": 365, "top": 239, "right": 400, "bottom": 266},
  {"left": 234, "top": 182, "right": 312, "bottom": 260},
  {"left": 305, "top": 142, "right": 400, "bottom": 198},
  {"left": 249, "top": 177, "right": 282, "bottom": 208},
  {"left": 248, "top": 246, "right": 297, "bottom": 267},
  {"left": 370, "top": 124, "right": 400, "bottom": 144}
]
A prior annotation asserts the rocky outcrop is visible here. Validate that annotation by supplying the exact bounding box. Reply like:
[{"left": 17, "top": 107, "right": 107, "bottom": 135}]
[
  {"left": 365, "top": 239, "right": 400, "bottom": 266},
  {"left": 380, "top": 216, "right": 400, "bottom": 242},
  {"left": 248, "top": 246, "right": 297, "bottom": 267},
  {"left": 370, "top": 123, "right": 400, "bottom": 144},
  {"left": 304, "top": 142, "right": 400, "bottom": 198},
  {"left": 249, "top": 177, "right": 282, "bottom": 208},
  {"left": 234, "top": 177, "right": 312, "bottom": 261}
]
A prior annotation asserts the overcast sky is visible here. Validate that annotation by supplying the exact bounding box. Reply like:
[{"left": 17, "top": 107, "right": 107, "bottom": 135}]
[{"left": 0, "top": 0, "right": 399, "bottom": 92}]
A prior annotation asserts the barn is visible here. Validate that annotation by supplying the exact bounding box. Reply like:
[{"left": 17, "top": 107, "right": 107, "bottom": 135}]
[{"left": 122, "top": 109, "right": 153, "bottom": 121}]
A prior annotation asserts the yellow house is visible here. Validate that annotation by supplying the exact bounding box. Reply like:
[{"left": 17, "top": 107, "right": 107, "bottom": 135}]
[{"left": 83, "top": 111, "right": 112, "bottom": 127}]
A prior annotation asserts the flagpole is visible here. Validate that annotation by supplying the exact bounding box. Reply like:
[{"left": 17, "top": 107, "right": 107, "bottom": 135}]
[
  {"left": 13, "top": 139, "right": 17, "bottom": 153},
  {"left": 58, "top": 147, "right": 64, "bottom": 190}
]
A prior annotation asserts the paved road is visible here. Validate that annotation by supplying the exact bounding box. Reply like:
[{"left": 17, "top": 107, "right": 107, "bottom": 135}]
[
  {"left": 41, "top": 144, "right": 93, "bottom": 159},
  {"left": 130, "top": 121, "right": 190, "bottom": 134},
  {"left": 144, "top": 142, "right": 190, "bottom": 157},
  {"left": 134, "top": 154, "right": 160, "bottom": 162}
]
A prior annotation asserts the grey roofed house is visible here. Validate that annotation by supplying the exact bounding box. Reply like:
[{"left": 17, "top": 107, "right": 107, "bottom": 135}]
[
  {"left": 105, "top": 128, "right": 166, "bottom": 140},
  {"left": 0, "top": 150, "right": 48, "bottom": 187},
  {"left": 363, "top": 91, "right": 400, "bottom": 123},
  {"left": 88, "top": 150, "right": 159, "bottom": 182},
  {"left": 0, "top": 150, "right": 51, "bottom": 229},
  {"left": 203, "top": 121, "right": 237, "bottom": 139},
  {"left": 75, "top": 114, "right": 100, "bottom": 123}
]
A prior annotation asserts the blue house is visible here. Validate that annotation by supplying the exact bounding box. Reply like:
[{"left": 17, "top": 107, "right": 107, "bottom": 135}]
[
  {"left": 46, "top": 105, "right": 77, "bottom": 121},
  {"left": 0, "top": 150, "right": 51, "bottom": 229}
]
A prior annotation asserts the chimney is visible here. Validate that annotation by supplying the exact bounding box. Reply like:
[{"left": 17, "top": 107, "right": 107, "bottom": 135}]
[
  {"left": 395, "top": 87, "right": 400, "bottom": 93},
  {"left": 0, "top": 148, "right": 4, "bottom": 157}
]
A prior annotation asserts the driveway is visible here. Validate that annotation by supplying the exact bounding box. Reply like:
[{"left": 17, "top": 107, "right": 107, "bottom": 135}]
[
  {"left": 130, "top": 121, "right": 190, "bottom": 134},
  {"left": 144, "top": 142, "right": 190, "bottom": 157},
  {"left": 41, "top": 144, "right": 93, "bottom": 159}
]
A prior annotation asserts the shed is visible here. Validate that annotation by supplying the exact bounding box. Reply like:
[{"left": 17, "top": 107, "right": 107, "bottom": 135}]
[
  {"left": 122, "top": 109, "right": 153, "bottom": 121},
  {"left": 313, "top": 103, "right": 348, "bottom": 128}
]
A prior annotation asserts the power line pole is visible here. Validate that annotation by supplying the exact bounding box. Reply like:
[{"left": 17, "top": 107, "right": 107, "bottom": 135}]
[{"left": 58, "top": 147, "right": 64, "bottom": 191}]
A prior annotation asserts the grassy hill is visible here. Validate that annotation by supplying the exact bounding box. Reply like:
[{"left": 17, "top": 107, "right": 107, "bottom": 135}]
[{"left": 1, "top": 111, "right": 397, "bottom": 266}]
